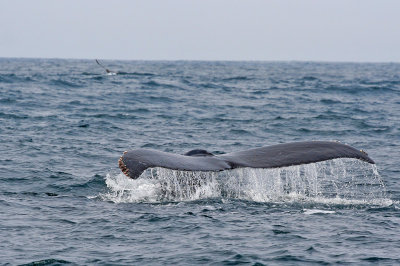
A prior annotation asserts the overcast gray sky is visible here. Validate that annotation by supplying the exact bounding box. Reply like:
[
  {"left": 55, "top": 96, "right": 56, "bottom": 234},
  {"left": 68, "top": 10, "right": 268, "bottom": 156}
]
[{"left": 1, "top": 0, "right": 399, "bottom": 62}]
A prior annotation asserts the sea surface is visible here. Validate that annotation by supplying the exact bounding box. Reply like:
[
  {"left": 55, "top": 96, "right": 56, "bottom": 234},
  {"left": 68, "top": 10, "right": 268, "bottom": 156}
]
[{"left": 1, "top": 58, "right": 399, "bottom": 265}]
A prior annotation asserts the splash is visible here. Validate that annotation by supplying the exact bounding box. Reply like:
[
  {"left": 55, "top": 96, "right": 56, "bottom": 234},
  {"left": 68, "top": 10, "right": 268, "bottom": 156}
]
[
  {"left": 303, "top": 209, "right": 336, "bottom": 214},
  {"left": 101, "top": 172, "right": 161, "bottom": 203},
  {"left": 102, "top": 158, "right": 389, "bottom": 205}
]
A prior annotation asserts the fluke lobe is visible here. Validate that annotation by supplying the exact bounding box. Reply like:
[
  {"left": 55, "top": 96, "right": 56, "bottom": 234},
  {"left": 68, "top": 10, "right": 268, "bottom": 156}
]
[{"left": 118, "top": 141, "right": 375, "bottom": 179}]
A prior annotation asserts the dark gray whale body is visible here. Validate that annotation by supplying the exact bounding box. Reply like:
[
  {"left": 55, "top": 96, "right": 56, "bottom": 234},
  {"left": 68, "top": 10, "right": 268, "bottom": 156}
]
[{"left": 119, "top": 141, "right": 375, "bottom": 179}]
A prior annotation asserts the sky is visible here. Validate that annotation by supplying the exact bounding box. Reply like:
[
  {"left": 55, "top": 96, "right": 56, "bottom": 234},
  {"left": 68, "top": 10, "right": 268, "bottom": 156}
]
[{"left": 1, "top": 0, "right": 399, "bottom": 62}]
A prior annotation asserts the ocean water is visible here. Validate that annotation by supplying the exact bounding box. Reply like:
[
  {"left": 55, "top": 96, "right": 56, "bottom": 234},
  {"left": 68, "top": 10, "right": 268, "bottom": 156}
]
[{"left": 1, "top": 58, "right": 399, "bottom": 265}]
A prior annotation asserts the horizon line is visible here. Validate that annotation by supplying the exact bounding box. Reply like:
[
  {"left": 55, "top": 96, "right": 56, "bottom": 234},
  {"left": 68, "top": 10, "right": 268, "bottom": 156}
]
[{"left": 1, "top": 56, "right": 400, "bottom": 64}]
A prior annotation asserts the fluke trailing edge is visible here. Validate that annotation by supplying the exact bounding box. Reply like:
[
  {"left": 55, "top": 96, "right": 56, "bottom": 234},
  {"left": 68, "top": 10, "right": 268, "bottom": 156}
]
[{"left": 118, "top": 141, "right": 375, "bottom": 179}]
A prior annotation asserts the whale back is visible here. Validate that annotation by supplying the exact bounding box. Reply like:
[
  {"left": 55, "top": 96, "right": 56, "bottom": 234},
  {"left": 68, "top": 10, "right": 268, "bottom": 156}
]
[{"left": 184, "top": 149, "right": 214, "bottom": 157}]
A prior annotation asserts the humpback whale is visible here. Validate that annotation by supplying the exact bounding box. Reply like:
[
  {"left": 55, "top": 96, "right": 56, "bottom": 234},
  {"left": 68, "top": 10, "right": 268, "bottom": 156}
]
[{"left": 118, "top": 141, "right": 375, "bottom": 179}]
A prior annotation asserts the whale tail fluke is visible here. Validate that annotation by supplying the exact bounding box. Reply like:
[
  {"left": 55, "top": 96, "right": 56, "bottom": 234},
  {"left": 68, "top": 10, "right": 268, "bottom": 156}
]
[{"left": 119, "top": 141, "right": 375, "bottom": 179}]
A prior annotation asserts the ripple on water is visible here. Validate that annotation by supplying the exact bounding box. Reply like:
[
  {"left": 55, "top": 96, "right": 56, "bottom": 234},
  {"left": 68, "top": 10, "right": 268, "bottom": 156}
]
[{"left": 1, "top": 60, "right": 400, "bottom": 265}]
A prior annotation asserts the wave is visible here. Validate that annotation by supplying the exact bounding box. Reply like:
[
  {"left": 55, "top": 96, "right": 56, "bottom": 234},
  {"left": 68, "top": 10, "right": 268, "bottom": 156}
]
[
  {"left": 0, "top": 73, "right": 34, "bottom": 83},
  {"left": 148, "top": 95, "right": 177, "bottom": 103},
  {"left": 359, "top": 79, "right": 400, "bottom": 86},
  {"left": 100, "top": 159, "right": 390, "bottom": 206},
  {"left": 20, "top": 258, "right": 72, "bottom": 266},
  {"left": 319, "top": 98, "right": 342, "bottom": 104},
  {"left": 85, "top": 113, "right": 139, "bottom": 120},
  {"left": 118, "top": 71, "right": 155, "bottom": 76},
  {"left": 142, "top": 80, "right": 179, "bottom": 89},
  {"left": 326, "top": 84, "right": 397, "bottom": 94},
  {"left": 49, "top": 78, "right": 82, "bottom": 88},
  {"left": 222, "top": 76, "right": 250, "bottom": 81},
  {"left": 302, "top": 76, "right": 319, "bottom": 81},
  {"left": 0, "top": 111, "right": 29, "bottom": 119}
]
